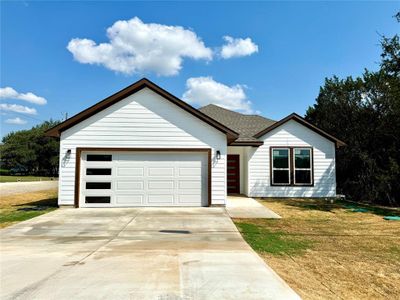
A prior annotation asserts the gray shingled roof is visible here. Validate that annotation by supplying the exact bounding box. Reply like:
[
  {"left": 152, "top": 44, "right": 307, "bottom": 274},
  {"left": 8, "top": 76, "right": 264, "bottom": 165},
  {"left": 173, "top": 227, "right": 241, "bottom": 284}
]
[{"left": 198, "top": 104, "right": 276, "bottom": 143}]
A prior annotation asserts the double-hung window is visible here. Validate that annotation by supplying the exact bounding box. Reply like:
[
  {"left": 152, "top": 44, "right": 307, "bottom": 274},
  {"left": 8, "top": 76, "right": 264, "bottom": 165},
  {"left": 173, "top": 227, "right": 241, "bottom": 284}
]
[
  {"left": 271, "top": 147, "right": 313, "bottom": 186},
  {"left": 293, "top": 148, "right": 312, "bottom": 185},
  {"left": 271, "top": 148, "right": 291, "bottom": 185}
]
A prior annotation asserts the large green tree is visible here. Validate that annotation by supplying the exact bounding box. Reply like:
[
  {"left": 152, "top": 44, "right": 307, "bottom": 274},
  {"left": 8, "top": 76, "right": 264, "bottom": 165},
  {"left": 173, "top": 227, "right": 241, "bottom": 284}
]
[
  {"left": 0, "top": 120, "right": 60, "bottom": 176},
  {"left": 306, "top": 14, "right": 400, "bottom": 206}
]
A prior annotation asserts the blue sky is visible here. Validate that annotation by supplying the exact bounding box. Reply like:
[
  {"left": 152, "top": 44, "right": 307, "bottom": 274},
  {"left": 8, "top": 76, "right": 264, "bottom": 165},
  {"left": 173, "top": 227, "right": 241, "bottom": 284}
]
[{"left": 1, "top": 1, "right": 398, "bottom": 137}]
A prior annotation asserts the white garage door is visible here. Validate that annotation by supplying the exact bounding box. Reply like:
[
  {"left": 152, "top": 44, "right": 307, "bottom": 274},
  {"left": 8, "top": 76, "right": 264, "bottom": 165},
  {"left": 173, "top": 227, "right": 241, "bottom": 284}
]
[{"left": 80, "top": 151, "right": 208, "bottom": 207}]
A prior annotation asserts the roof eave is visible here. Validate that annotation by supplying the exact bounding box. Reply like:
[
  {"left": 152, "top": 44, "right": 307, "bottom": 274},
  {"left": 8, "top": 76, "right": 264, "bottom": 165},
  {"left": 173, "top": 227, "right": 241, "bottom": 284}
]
[
  {"left": 229, "top": 140, "right": 264, "bottom": 147},
  {"left": 253, "top": 113, "right": 346, "bottom": 148}
]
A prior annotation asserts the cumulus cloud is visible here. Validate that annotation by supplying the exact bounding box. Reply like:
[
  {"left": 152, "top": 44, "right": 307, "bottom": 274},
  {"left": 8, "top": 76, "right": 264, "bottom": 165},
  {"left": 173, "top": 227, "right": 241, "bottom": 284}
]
[
  {"left": 220, "top": 36, "right": 258, "bottom": 59},
  {"left": 67, "top": 17, "right": 213, "bottom": 76},
  {"left": 0, "top": 104, "right": 37, "bottom": 115},
  {"left": 0, "top": 87, "right": 47, "bottom": 105},
  {"left": 182, "top": 76, "right": 254, "bottom": 113},
  {"left": 5, "top": 117, "right": 27, "bottom": 125}
]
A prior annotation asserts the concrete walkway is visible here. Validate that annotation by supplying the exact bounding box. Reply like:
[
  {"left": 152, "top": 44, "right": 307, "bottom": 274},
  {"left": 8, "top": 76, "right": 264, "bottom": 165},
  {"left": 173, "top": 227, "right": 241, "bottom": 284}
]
[
  {"left": 226, "top": 195, "right": 281, "bottom": 219},
  {"left": 1, "top": 207, "right": 298, "bottom": 300},
  {"left": 0, "top": 181, "right": 58, "bottom": 196}
]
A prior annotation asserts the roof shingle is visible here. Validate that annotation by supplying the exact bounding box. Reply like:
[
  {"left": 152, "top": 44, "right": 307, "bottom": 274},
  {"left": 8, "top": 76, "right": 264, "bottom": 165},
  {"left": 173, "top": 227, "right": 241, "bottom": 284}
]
[{"left": 198, "top": 104, "right": 276, "bottom": 143}]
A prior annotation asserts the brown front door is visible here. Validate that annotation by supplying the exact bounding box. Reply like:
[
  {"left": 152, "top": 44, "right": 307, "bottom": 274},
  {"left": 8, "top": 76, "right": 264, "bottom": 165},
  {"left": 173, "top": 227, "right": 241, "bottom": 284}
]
[{"left": 227, "top": 154, "right": 240, "bottom": 194}]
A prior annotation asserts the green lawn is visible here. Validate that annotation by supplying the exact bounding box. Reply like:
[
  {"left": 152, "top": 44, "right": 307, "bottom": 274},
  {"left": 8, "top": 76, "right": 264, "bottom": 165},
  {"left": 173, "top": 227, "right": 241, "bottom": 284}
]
[
  {"left": 235, "top": 222, "right": 312, "bottom": 255},
  {"left": 0, "top": 190, "right": 58, "bottom": 228},
  {"left": 0, "top": 175, "right": 57, "bottom": 183},
  {"left": 233, "top": 198, "right": 400, "bottom": 300}
]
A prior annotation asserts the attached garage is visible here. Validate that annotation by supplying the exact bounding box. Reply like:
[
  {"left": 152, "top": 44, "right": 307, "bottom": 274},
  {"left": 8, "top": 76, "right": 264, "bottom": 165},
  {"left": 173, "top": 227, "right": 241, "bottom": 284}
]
[
  {"left": 78, "top": 149, "right": 211, "bottom": 207},
  {"left": 46, "top": 79, "right": 237, "bottom": 207}
]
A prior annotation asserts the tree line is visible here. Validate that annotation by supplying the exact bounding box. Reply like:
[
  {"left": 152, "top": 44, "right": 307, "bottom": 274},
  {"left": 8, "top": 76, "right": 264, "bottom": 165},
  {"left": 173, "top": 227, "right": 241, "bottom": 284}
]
[
  {"left": 0, "top": 120, "right": 60, "bottom": 176},
  {"left": 306, "top": 13, "right": 399, "bottom": 206}
]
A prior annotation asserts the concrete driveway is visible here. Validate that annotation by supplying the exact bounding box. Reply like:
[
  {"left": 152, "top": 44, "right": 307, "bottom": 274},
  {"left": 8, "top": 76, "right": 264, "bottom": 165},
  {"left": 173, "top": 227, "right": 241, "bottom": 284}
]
[{"left": 0, "top": 208, "right": 300, "bottom": 300}]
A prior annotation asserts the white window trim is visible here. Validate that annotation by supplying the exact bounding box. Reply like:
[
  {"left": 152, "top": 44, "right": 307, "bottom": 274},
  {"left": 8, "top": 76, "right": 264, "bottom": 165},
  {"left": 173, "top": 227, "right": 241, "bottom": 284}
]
[
  {"left": 271, "top": 148, "right": 291, "bottom": 185},
  {"left": 293, "top": 147, "right": 313, "bottom": 186}
]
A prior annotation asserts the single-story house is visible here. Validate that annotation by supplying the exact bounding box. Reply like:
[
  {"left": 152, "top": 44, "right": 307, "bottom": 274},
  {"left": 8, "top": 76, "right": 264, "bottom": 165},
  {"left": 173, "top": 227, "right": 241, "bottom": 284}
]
[{"left": 46, "top": 78, "right": 345, "bottom": 208}]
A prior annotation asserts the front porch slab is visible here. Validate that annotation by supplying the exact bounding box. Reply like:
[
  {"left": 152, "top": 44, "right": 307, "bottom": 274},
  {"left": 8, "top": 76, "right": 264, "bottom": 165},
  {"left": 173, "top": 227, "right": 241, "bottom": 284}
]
[{"left": 226, "top": 195, "right": 281, "bottom": 219}]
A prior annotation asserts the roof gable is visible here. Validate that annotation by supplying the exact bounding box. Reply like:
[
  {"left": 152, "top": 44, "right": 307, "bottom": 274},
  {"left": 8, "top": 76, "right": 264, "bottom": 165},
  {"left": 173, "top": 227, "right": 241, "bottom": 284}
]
[
  {"left": 253, "top": 113, "right": 346, "bottom": 147},
  {"left": 46, "top": 78, "right": 238, "bottom": 141}
]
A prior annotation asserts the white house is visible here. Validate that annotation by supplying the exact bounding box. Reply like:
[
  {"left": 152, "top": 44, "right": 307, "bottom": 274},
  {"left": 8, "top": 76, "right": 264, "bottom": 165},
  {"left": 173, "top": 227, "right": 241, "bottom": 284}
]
[{"left": 46, "top": 78, "right": 345, "bottom": 208}]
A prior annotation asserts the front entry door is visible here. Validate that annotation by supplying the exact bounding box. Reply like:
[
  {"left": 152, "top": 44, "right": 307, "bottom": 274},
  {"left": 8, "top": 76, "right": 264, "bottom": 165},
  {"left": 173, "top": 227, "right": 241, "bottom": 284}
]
[{"left": 227, "top": 154, "right": 240, "bottom": 194}]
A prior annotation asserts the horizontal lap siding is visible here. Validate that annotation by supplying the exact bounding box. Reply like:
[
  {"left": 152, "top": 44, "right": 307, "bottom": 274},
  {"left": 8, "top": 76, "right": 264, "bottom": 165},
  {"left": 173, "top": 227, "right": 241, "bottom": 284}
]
[
  {"left": 248, "top": 120, "right": 336, "bottom": 197},
  {"left": 58, "top": 88, "right": 226, "bottom": 206}
]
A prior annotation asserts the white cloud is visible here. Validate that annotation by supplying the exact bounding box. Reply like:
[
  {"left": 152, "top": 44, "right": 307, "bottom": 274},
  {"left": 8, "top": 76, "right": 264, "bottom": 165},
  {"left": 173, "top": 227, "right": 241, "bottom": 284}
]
[
  {"left": 5, "top": 117, "right": 27, "bottom": 125},
  {"left": 0, "top": 87, "right": 47, "bottom": 105},
  {"left": 0, "top": 104, "right": 37, "bottom": 115},
  {"left": 67, "top": 17, "right": 213, "bottom": 76},
  {"left": 220, "top": 36, "right": 258, "bottom": 59},
  {"left": 182, "top": 76, "right": 254, "bottom": 113}
]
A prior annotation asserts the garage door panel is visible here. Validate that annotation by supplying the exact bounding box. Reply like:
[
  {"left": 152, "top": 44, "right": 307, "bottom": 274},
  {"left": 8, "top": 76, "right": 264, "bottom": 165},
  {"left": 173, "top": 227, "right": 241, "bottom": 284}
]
[
  {"left": 148, "top": 194, "right": 174, "bottom": 204},
  {"left": 116, "top": 181, "right": 144, "bottom": 190},
  {"left": 178, "top": 181, "right": 201, "bottom": 189},
  {"left": 81, "top": 151, "right": 208, "bottom": 207},
  {"left": 116, "top": 195, "right": 144, "bottom": 204},
  {"left": 148, "top": 167, "right": 174, "bottom": 176},
  {"left": 117, "top": 155, "right": 147, "bottom": 162},
  {"left": 179, "top": 167, "right": 201, "bottom": 176},
  {"left": 177, "top": 195, "right": 202, "bottom": 204},
  {"left": 115, "top": 162, "right": 145, "bottom": 168},
  {"left": 147, "top": 181, "right": 174, "bottom": 189},
  {"left": 117, "top": 167, "right": 144, "bottom": 176}
]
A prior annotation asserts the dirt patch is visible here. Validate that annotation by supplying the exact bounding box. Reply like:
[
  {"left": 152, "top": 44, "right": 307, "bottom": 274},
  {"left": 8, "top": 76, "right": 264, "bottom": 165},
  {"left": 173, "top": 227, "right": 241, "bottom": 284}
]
[{"left": 234, "top": 198, "right": 400, "bottom": 300}]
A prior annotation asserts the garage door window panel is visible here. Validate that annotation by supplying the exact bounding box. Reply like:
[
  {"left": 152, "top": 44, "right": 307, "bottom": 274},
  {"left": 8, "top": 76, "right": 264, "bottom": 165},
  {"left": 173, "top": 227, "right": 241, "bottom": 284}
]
[
  {"left": 87, "top": 154, "right": 112, "bottom": 161},
  {"left": 85, "top": 196, "right": 111, "bottom": 204},
  {"left": 86, "top": 168, "right": 112, "bottom": 175},
  {"left": 86, "top": 182, "right": 111, "bottom": 189}
]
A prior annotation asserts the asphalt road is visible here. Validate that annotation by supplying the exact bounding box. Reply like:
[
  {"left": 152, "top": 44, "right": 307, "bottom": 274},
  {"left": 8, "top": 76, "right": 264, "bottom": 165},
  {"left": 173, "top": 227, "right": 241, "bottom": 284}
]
[{"left": 0, "top": 181, "right": 58, "bottom": 196}]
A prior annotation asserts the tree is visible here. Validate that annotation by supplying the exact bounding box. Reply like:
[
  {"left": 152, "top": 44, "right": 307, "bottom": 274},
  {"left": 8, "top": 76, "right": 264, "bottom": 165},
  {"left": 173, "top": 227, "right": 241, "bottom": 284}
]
[
  {"left": 0, "top": 120, "right": 60, "bottom": 176},
  {"left": 306, "top": 13, "right": 400, "bottom": 206}
]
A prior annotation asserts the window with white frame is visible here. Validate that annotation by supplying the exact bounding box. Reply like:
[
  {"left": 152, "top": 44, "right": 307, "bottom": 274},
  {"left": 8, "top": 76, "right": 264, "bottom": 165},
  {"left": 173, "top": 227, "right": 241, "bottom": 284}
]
[
  {"left": 271, "top": 148, "right": 290, "bottom": 185},
  {"left": 271, "top": 147, "right": 313, "bottom": 186}
]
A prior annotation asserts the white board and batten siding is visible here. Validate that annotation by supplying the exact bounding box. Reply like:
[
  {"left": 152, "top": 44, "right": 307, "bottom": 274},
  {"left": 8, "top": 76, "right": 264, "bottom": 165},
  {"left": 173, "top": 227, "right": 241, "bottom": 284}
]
[
  {"left": 58, "top": 87, "right": 227, "bottom": 206},
  {"left": 247, "top": 120, "right": 336, "bottom": 197}
]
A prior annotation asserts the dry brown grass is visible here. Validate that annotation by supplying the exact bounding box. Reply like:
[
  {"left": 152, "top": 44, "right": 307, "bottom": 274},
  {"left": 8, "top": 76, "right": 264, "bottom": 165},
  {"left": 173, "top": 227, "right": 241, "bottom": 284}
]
[
  {"left": 0, "top": 190, "right": 58, "bottom": 228},
  {"left": 238, "top": 198, "right": 400, "bottom": 300}
]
